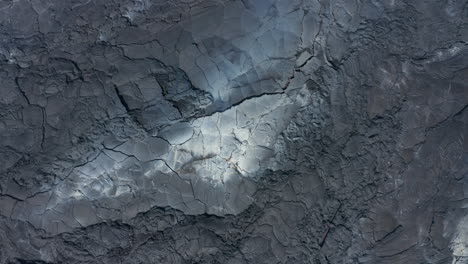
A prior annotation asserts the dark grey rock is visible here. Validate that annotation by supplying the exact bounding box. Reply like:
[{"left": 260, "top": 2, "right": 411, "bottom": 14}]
[{"left": 0, "top": 0, "right": 467, "bottom": 263}]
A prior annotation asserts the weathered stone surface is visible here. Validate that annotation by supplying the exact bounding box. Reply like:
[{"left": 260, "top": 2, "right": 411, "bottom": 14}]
[{"left": 0, "top": 0, "right": 466, "bottom": 263}]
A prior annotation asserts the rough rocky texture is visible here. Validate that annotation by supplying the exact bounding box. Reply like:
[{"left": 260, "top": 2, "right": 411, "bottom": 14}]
[{"left": 0, "top": 0, "right": 467, "bottom": 263}]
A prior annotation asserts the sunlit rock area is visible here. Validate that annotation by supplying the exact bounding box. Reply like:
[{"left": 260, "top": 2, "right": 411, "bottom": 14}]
[{"left": 0, "top": 0, "right": 467, "bottom": 263}]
